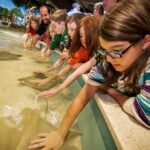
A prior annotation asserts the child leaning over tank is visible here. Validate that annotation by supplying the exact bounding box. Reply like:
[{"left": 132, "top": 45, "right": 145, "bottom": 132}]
[
  {"left": 40, "top": 22, "right": 56, "bottom": 59},
  {"left": 29, "top": 0, "right": 150, "bottom": 149},
  {"left": 30, "top": 15, "right": 100, "bottom": 91},
  {"left": 22, "top": 15, "right": 39, "bottom": 48}
]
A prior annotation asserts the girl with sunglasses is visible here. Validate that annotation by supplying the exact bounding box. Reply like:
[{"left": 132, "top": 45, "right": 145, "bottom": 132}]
[{"left": 29, "top": 0, "right": 150, "bottom": 149}]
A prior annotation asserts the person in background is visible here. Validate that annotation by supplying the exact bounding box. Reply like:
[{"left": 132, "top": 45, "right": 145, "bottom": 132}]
[
  {"left": 40, "top": 22, "right": 56, "bottom": 59},
  {"left": 29, "top": 0, "right": 150, "bottom": 149},
  {"left": 94, "top": 0, "right": 121, "bottom": 16},
  {"left": 31, "top": 5, "right": 51, "bottom": 47},
  {"left": 103, "top": 0, "right": 121, "bottom": 13},
  {"left": 67, "top": 2, "right": 82, "bottom": 16},
  {"left": 29, "top": 9, "right": 69, "bottom": 84},
  {"left": 22, "top": 15, "right": 39, "bottom": 48},
  {"left": 34, "top": 13, "right": 84, "bottom": 74},
  {"left": 49, "top": 9, "right": 69, "bottom": 51},
  {"left": 93, "top": 2, "right": 104, "bottom": 16},
  {"left": 36, "top": 15, "right": 100, "bottom": 98},
  {"left": 33, "top": 15, "right": 96, "bottom": 87}
]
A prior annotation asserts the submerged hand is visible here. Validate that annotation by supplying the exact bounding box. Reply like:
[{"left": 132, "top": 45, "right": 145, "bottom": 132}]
[
  {"left": 29, "top": 79, "right": 43, "bottom": 84},
  {"left": 34, "top": 70, "right": 48, "bottom": 75},
  {"left": 38, "top": 78, "right": 49, "bottom": 86},
  {"left": 38, "top": 88, "right": 60, "bottom": 97},
  {"left": 29, "top": 78, "right": 48, "bottom": 86},
  {"left": 28, "top": 132, "right": 64, "bottom": 150}
]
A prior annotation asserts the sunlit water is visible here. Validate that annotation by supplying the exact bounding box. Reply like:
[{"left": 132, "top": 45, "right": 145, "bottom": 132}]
[{"left": 0, "top": 28, "right": 81, "bottom": 150}]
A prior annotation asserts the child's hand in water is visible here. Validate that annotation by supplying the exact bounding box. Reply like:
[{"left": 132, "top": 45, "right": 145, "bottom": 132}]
[
  {"left": 29, "top": 78, "right": 49, "bottom": 86},
  {"left": 33, "top": 70, "right": 48, "bottom": 75},
  {"left": 28, "top": 131, "right": 64, "bottom": 150},
  {"left": 38, "top": 78, "right": 49, "bottom": 86},
  {"left": 38, "top": 88, "right": 60, "bottom": 97},
  {"left": 29, "top": 79, "right": 43, "bottom": 84}
]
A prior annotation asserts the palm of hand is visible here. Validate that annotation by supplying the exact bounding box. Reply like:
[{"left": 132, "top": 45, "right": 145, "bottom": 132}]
[{"left": 29, "top": 132, "right": 64, "bottom": 150}]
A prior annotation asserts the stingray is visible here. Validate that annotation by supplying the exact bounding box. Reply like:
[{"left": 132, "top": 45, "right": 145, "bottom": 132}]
[
  {"left": 18, "top": 74, "right": 63, "bottom": 91},
  {"left": 34, "top": 60, "right": 52, "bottom": 64},
  {"left": 0, "top": 51, "right": 22, "bottom": 60},
  {"left": 0, "top": 108, "right": 81, "bottom": 150}
]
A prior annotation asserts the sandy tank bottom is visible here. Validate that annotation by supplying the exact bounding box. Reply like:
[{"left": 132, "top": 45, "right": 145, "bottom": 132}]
[{"left": 0, "top": 28, "right": 82, "bottom": 150}]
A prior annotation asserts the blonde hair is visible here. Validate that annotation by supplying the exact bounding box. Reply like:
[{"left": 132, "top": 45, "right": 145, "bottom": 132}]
[{"left": 50, "top": 9, "right": 67, "bottom": 23}]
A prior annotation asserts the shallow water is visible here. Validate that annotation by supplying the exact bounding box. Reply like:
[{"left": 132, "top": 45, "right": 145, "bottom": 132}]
[
  {"left": 0, "top": 51, "right": 22, "bottom": 60},
  {"left": 0, "top": 28, "right": 81, "bottom": 150}
]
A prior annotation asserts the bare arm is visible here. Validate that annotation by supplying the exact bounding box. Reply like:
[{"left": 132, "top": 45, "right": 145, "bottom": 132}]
[
  {"left": 31, "top": 34, "right": 40, "bottom": 47},
  {"left": 61, "top": 58, "right": 95, "bottom": 89},
  {"left": 38, "top": 57, "right": 96, "bottom": 97},
  {"left": 29, "top": 83, "right": 99, "bottom": 150},
  {"left": 57, "top": 57, "right": 96, "bottom": 90},
  {"left": 58, "top": 83, "right": 99, "bottom": 138},
  {"left": 107, "top": 87, "right": 129, "bottom": 108}
]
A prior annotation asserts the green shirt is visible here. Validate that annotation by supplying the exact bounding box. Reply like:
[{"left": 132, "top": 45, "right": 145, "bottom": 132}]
[{"left": 50, "top": 28, "right": 69, "bottom": 51}]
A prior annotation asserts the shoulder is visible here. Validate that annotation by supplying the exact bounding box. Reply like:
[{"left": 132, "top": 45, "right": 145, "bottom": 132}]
[{"left": 138, "top": 58, "right": 150, "bottom": 86}]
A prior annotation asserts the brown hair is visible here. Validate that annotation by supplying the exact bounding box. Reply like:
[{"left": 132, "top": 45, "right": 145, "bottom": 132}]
[
  {"left": 65, "top": 13, "right": 85, "bottom": 49},
  {"left": 99, "top": 0, "right": 150, "bottom": 93},
  {"left": 70, "top": 15, "right": 100, "bottom": 57},
  {"left": 50, "top": 9, "right": 67, "bottom": 23},
  {"left": 46, "top": 22, "right": 55, "bottom": 40},
  {"left": 94, "top": 2, "right": 104, "bottom": 16},
  {"left": 66, "top": 13, "right": 85, "bottom": 26},
  {"left": 28, "top": 15, "right": 39, "bottom": 31}
]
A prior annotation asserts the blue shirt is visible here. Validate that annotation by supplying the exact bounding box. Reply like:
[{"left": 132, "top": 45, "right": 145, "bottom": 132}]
[{"left": 67, "top": 8, "right": 82, "bottom": 16}]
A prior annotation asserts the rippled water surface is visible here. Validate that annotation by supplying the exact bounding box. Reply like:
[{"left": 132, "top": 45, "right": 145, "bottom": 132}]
[{"left": 0, "top": 28, "right": 81, "bottom": 150}]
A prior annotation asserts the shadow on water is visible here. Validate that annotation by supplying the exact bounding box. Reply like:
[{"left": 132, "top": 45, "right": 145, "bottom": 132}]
[
  {"left": 0, "top": 107, "right": 81, "bottom": 150},
  {"left": 0, "top": 51, "right": 22, "bottom": 60}
]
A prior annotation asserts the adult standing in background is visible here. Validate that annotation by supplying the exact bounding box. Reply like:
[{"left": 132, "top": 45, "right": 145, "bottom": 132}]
[
  {"left": 93, "top": 0, "right": 121, "bottom": 16},
  {"left": 67, "top": 2, "right": 82, "bottom": 16},
  {"left": 32, "top": 5, "right": 51, "bottom": 47},
  {"left": 93, "top": 2, "right": 104, "bottom": 16},
  {"left": 103, "top": 0, "right": 120, "bottom": 13}
]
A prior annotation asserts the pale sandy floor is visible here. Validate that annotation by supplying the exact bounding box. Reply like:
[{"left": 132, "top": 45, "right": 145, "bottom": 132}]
[{"left": 0, "top": 28, "right": 81, "bottom": 150}]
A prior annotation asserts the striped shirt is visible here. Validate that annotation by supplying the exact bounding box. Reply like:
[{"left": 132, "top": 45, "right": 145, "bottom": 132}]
[{"left": 88, "top": 58, "right": 150, "bottom": 127}]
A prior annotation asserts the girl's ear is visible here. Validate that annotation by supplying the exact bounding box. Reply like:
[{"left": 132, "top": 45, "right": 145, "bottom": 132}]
[{"left": 143, "top": 34, "right": 150, "bottom": 49}]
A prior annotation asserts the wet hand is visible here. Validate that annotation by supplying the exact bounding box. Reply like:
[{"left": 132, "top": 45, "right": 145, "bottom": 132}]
[
  {"left": 33, "top": 70, "right": 47, "bottom": 75},
  {"left": 38, "top": 88, "right": 58, "bottom": 97},
  {"left": 28, "top": 132, "right": 64, "bottom": 150},
  {"left": 39, "top": 88, "right": 60, "bottom": 97},
  {"left": 29, "top": 79, "right": 43, "bottom": 84},
  {"left": 38, "top": 79, "right": 49, "bottom": 86}
]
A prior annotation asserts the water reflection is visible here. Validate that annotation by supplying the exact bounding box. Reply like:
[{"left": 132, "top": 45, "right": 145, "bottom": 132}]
[
  {"left": 0, "top": 28, "right": 81, "bottom": 150},
  {"left": 0, "top": 107, "right": 80, "bottom": 150}
]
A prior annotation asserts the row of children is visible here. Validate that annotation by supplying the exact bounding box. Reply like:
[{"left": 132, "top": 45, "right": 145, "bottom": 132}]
[
  {"left": 26, "top": 0, "right": 150, "bottom": 149},
  {"left": 25, "top": 1, "right": 120, "bottom": 86},
  {"left": 30, "top": 12, "right": 99, "bottom": 86},
  {"left": 22, "top": 0, "right": 118, "bottom": 52}
]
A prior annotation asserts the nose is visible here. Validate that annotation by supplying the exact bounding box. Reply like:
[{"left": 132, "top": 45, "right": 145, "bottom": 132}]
[{"left": 106, "top": 55, "right": 114, "bottom": 63}]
